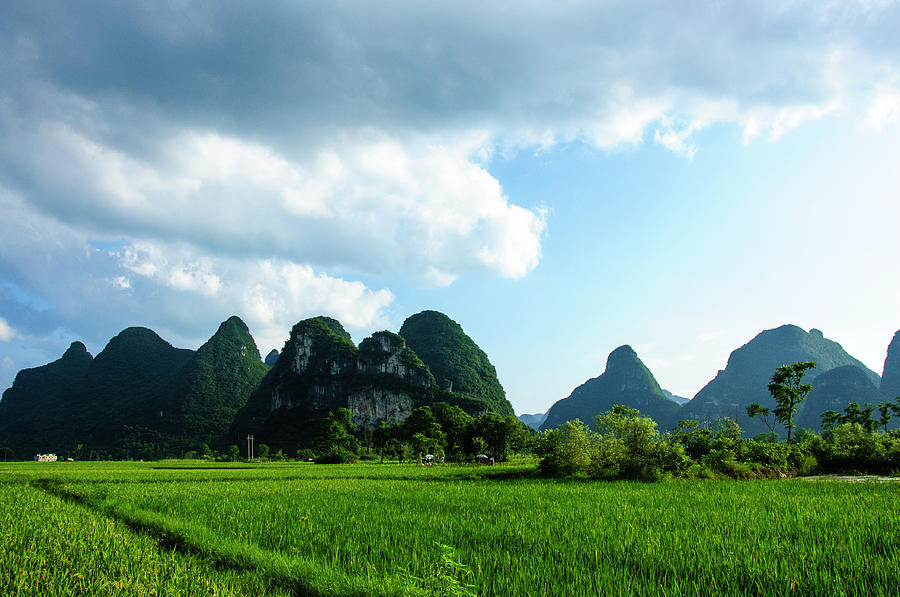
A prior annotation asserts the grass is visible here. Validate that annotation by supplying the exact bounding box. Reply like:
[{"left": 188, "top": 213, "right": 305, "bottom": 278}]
[{"left": 2, "top": 461, "right": 898, "bottom": 596}]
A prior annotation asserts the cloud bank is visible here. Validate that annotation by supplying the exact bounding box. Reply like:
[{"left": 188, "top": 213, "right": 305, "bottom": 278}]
[{"left": 1, "top": 0, "right": 899, "bottom": 360}]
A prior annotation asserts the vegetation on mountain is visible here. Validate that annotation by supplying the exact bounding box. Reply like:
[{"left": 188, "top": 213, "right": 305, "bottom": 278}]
[
  {"left": 399, "top": 310, "right": 513, "bottom": 416},
  {"left": 158, "top": 316, "right": 269, "bottom": 453},
  {"left": 682, "top": 325, "right": 880, "bottom": 436},
  {"left": 881, "top": 329, "right": 900, "bottom": 399},
  {"left": 0, "top": 342, "right": 94, "bottom": 460},
  {"left": 795, "top": 365, "right": 886, "bottom": 431},
  {"left": 0, "top": 318, "right": 269, "bottom": 460},
  {"left": 540, "top": 345, "right": 681, "bottom": 432}
]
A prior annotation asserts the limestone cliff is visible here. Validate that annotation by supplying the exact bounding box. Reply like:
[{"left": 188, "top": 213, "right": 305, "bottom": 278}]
[{"left": 230, "top": 318, "right": 436, "bottom": 451}]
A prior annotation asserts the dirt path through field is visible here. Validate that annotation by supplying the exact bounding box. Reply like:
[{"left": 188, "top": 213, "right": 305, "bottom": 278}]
[{"left": 800, "top": 475, "right": 900, "bottom": 482}]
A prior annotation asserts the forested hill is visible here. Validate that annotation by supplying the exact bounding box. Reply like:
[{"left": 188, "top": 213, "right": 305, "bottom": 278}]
[
  {"left": 399, "top": 310, "right": 514, "bottom": 417},
  {"left": 540, "top": 345, "right": 681, "bottom": 432},
  {"left": 679, "top": 325, "right": 881, "bottom": 436},
  {"left": 0, "top": 318, "right": 266, "bottom": 459}
]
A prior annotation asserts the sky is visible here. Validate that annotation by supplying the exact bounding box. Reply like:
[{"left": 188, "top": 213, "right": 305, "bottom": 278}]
[{"left": 1, "top": 1, "right": 899, "bottom": 415}]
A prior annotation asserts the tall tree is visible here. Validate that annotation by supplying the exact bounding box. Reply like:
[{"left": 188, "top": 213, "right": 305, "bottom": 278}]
[
  {"left": 768, "top": 361, "right": 816, "bottom": 443},
  {"left": 314, "top": 408, "right": 361, "bottom": 462}
]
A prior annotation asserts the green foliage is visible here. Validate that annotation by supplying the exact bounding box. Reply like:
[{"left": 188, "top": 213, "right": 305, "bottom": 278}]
[
  {"left": 400, "top": 310, "right": 513, "bottom": 416},
  {"left": 821, "top": 398, "right": 900, "bottom": 434},
  {"left": 400, "top": 543, "right": 477, "bottom": 597},
  {"left": 813, "top": 424, "right": 900, "bottom": 473},
  {"left": 314, "top": 408, "right": 361, "bottom": 463},
  {"left": 536, "top": 407, "right": 689, "bottom": 480},
  {"left": 745, "top": 403, "right": 775, "bottom": 433},
  {"left": 768, "top": 361, "right": 816, "bottom": 443}
]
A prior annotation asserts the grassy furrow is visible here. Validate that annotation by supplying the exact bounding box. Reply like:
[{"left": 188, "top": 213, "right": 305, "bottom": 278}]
[
  {"left": 4, "top": 462, "right": 899, "bottom": 596},
  {"left": 0, "top": 482, "right": 289, "bottom": 596}
]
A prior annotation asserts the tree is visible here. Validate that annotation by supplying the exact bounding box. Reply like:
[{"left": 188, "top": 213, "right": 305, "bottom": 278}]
[
  {"left": 226, "top": 444, "right": 240, "bottom": 461},
  {"left": 314, "top": 408, "right": 361, "bottom": 463},
  {"left": 471, "top": 412, "right": 520, "bottom": 462},
  {"left": 373, "top": 421, "right": 390, "bottom": 463},
  {"left": 821, "top": 402, "right": 878, "bottom": 433},
  {"left": 877, "top": 401, "right": 892, "bottom": 432},
  {"left": 431, "top": 402, "right": 474, "bottom": 462},
  {"left": 768, "top": 361, "right": 816, "bottom": 443}
]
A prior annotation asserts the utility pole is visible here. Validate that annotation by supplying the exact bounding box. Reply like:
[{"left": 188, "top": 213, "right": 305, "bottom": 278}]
[{"left": 246, "top": 434, "right": 254, "bottom": 461}]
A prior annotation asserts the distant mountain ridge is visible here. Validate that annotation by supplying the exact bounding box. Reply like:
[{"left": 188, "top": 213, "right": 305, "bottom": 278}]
[
  {"left": 679, "top": 325, "right": 880, "bottom": 436},
  {"left": 881, "top": 330, "right": 900, "bottom": 399},
  {"left": 0, "top": 317, "right": 266, "bottom": 459},
  {"left": 2, "top": 319, "right": 897, "bottom": 458},
  {"left": 540, "top": 345, "right": 681, "bottom": 432},
  {"left": 0, "top": 309, "right": 515, "bottom": 459},
  {"left": 517, "top": 412, "right": 547, "bottom": 430}
]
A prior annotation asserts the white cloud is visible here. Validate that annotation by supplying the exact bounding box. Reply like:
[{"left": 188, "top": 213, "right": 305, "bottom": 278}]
[
  {"left": 6, "top": 123, "right": 545, "bottom": 286},
  {"left": 111, "top": 276, "right": 131, "bottom": 290},
  {"left": 0, "top": 189, "right": 396, "bottom": 354},
  {"left": 0, "top": 317, "right": 15, "bottom": 342},
  {"left": 866, "top": 90, "right": 900, "bottom": 131},
  {"left": 240, "top": 260, "right": 395, "bottom": 352}
]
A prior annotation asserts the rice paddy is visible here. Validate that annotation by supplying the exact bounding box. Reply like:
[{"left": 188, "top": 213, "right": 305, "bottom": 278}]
[{"left": 1, "top": 461, "right": 898, "bottom": 596}]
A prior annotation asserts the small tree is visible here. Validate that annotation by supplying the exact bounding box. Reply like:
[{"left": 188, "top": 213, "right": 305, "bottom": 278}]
[{"left": 768, "top": 361, "right": 816, "bottom": 444}]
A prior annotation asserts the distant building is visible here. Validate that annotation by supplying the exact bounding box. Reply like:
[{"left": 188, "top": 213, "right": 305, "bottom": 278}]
[{"left": 34, "top": 453, "right": 58, "bottom": 462}]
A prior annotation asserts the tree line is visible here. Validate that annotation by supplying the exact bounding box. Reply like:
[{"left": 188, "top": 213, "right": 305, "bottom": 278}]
[{"left": 536, "top": 361, "right": 900, "bottom": 480}]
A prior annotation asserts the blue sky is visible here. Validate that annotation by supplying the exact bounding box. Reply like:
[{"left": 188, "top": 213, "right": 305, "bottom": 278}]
[{"left": 1, "top": 1, "right": 898, "bottom": 414}]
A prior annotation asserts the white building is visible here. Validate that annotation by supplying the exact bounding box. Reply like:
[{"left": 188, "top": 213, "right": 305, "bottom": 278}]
[{"left": 34, "top": 453, "right": 58, "bottom": 462}]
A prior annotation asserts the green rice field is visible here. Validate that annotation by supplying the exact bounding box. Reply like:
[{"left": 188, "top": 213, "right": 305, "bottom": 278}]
[{"left": 1, "top": 461, "right": 898, "bottom": 596}]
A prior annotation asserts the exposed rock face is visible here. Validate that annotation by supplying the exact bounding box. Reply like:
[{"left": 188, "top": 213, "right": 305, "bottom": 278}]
[
  {"left": 540, "top": 345, "right": 681, "bottom": 432},
  {"left": 264, "top": 349, "right": 279, "bottom": 368},
  {"left": 681, "top": 325, "right": 881, "bottom": 436},
  {"left": 881, "top": 330, "right": 900, "bottom": 400},
  {"left": 399, "top": 310, "right": 513, "bottom": 416},
  {"left": 231, "top": 318, "right": 436, "bottom": 452},
  {"left": 795, "top": 365, "right": 884, "bottom": 431}
]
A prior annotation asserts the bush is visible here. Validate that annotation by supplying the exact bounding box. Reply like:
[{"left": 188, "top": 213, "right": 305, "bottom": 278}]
[
  {"left": 535, "top": 420, "right": 594, "bottom": 477},
  {"left": 315, "top": 450, "right": 357, "bottom": 464}
]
